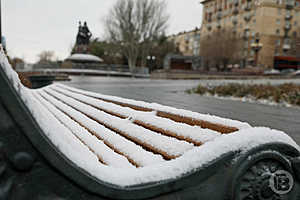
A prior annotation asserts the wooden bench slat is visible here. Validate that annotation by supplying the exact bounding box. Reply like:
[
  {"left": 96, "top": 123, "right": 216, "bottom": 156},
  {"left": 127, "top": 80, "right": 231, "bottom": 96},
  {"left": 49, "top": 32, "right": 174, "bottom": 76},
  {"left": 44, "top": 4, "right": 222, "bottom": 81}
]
[
  {"left": 34, "top": 92, "right": 136, "bottom": 168},
  {"left": 52, "top": 85, "right": 221, "bottom": 146},
  {"left": 38, "top": 90, "right": 165, "bottom": 167},
  {"left": 57, "top": 84, "right": 240, "bottom": 134},
  {"left": 44, "top": 88, "right": 194, "bottom": 160}
]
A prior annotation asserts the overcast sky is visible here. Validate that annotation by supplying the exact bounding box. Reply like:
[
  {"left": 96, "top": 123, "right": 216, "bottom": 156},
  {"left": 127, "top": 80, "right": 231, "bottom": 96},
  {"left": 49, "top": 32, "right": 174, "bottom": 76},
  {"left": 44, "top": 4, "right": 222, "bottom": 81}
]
[{"left": 3, "top": 0, "right": 203, "bottom": 63}]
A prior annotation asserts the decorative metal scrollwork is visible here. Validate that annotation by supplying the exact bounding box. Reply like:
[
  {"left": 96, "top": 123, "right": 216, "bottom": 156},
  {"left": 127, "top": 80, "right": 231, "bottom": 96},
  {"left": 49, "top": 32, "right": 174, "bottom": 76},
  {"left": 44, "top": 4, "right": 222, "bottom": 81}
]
[
  {"left": 0, "top": 141, "right": 37, "bottom": 200},
  {"left": 0, "top": 142, "right": 13, "bottom": 200},
  {"left": 235, "top": 159, "right": 294, "bottom": 200}
]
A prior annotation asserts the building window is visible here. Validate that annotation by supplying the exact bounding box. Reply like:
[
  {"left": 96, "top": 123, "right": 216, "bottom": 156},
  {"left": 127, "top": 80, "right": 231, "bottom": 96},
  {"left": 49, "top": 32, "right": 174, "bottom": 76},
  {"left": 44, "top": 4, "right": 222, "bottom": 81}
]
[
  {"left": 244, "top": 41, "right": 248, "bottom": 48},
  {"left": 276, "top": 39, "right": 281, "bottom": 46},
  {"left": 284, "top": 38, "right": 290, "bottom": 44},
  {"left": 293, "top": 31, "right": 297, "bottom": 37},
  {"left": 277, "top": 8, "right": 281, "bottom": 15},
  {"left": 294, "top": 21, "right": 298, "bottom": 26},
  {"left": 276, "top": 29, "right": 280, "bottom": 35},
  {"left": 276, "top": 19, "right": 280, "bottom": 25}
]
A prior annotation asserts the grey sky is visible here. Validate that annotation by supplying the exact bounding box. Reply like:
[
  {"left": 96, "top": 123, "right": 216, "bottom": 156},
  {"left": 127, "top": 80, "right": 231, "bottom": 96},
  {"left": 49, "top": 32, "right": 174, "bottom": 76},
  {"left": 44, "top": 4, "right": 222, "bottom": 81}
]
[{"left": 3, "top": 0, "right": 202, "bottom": 63}]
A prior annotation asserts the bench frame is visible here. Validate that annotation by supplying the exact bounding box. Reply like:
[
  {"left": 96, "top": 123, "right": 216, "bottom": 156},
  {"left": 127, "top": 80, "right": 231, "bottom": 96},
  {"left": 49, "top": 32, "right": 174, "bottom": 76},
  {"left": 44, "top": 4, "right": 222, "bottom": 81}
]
[{"left": 0, "top": 64, "right": 300, "bottom": 200}]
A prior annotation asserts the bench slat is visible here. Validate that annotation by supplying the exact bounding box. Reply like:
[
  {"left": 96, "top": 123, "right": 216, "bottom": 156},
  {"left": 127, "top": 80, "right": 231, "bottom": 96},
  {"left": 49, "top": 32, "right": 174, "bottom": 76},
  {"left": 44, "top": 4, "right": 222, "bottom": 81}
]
[
  {"left": 34, "top": 92, "right": 135, "bottom": 168},
  {"left": 44, "top": 88, "right": 194, "bottom": 159},
  {"left": 57, "top": 84, "right": 243, "bottom": 133},
  {"left": 38, "top": 90, "right": 165, "bottom": 167},
  {"left": 52, "top": 85, "right": 221, "bottom": 146}
]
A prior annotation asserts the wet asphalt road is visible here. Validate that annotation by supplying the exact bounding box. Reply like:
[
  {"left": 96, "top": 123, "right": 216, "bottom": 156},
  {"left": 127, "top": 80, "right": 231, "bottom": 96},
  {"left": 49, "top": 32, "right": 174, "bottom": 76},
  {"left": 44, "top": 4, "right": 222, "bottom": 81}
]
[{"left": 63, "top": 76, "right": 300, "bottom": 145}]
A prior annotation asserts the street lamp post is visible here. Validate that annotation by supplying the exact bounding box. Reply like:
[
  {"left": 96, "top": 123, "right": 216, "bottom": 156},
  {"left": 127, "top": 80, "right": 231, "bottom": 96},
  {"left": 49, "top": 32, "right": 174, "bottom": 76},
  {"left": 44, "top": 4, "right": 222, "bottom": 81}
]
[
  {"left": 251, "top": 33, "right": 263, "bottom": 67},
  {"left": 147, "top": 56, "right": 156, "bottom": 72}
]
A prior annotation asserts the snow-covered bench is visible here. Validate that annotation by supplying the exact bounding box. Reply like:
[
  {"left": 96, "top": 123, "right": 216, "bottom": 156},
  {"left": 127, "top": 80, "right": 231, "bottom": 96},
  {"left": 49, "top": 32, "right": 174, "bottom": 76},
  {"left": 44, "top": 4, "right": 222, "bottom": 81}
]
[{"left": 0, "top": 47, "right": 299, "bottom": 200}]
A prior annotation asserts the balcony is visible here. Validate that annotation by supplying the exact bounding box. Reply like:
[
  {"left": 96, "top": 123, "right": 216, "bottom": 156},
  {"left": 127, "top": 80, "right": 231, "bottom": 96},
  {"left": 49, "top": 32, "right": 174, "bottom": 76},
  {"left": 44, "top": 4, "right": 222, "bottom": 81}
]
[
  {"left": 284, "top": 24, "right": 292, "bottom": 30},
  {"left": 233, "top": 7, "right": 239, "bottom": 15},
  {"left": 283, "top": 44, "right": 291, "bottom": 50},
  {"left": 217, "top": 12, "right": 222, "bottom": 20},
  {"left": 244, "top": 14, "right": 252, "bottom": 22},
  {"left": 234, "top": 0, "right": 239, "bottom": 6},
  {"left": 206, "top": 24, "right": 212, "bottom": 31},
  {"left": 244, "top": 4, "right": 251, "bottom": 11},
  {"left": 232, "top": 17, "right": 238, "bottom": 25},
  {"left": 286, "top": 0, "right": 295, "bottom": 9},
  {"left": 243, "top": 31, "right": 250, "bottom": 39},
  {"left": 285, "top": 14, "right": 293, "bottom": 20}
]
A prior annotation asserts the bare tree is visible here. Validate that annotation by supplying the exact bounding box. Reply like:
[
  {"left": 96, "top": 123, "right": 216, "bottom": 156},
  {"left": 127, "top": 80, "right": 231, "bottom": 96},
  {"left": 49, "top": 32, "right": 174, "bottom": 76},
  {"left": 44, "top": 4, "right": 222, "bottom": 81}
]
[
  {"left": 37, "top": 50, "right": 55, "bottom": 63},
  {"left": 200, "top": 29, "right": 243, "bottom": 71},
  {"left": 104, "top": 0, "right": 169, "bottom": 70}
]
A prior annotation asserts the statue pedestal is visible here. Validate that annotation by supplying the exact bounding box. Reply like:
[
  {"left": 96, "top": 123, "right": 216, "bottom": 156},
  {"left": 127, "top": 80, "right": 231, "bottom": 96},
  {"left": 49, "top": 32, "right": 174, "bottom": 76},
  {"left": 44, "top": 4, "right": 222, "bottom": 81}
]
[{"left": 74, "top": 44, "right": 89, "bottom": 54}]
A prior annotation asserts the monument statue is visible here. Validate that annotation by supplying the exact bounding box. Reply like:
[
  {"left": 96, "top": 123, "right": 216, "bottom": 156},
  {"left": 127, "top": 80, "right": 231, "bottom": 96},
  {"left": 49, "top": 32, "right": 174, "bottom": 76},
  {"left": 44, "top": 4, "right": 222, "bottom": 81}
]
[
  {"left": 76, "top": 21, "right": 92, "bottom": 46},
  {"left": 66, "top": 21, "right": 103, "bottom": 63}
]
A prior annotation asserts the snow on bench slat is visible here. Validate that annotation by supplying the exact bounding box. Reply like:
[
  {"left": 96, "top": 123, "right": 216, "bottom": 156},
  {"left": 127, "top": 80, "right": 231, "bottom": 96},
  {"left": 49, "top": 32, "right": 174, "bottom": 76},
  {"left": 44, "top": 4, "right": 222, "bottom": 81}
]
[
  {"left": 23, "top": 91, "right": 103, "bottom": 173},
  {"left": 38, "top": 90, "right": 164, "bottom": 167},
  {"left": 44, "top": 88, "right": 194, "bottom": 158},
  {"left": 57, "top": 84, "right": 251, "bottom": 130},
  {"left": 51, "top": 85, "right": 221, "bottom": 145},
  {"left": 33, "top": 92, "right": 134, "bottom": 169}
]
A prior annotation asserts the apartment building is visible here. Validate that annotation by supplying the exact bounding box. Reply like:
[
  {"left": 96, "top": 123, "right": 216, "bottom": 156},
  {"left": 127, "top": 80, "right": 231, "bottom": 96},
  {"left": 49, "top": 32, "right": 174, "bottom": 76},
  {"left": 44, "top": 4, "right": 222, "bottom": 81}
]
[
  {"left": 201, "top": 0, "right": 300, "bottom": 69},
  {"left": 168, "top": 28, "right": 201, "bottom": 56}
]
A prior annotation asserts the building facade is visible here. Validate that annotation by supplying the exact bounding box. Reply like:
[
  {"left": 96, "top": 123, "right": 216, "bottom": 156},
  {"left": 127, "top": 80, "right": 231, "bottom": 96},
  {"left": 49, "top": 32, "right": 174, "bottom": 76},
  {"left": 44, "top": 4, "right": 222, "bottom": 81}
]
[
  {"left": 201, "top": 0, "right": 300, "bottom": 69},
  {"left": 168, "top": 28, "right": 201, "bottom": 56}
]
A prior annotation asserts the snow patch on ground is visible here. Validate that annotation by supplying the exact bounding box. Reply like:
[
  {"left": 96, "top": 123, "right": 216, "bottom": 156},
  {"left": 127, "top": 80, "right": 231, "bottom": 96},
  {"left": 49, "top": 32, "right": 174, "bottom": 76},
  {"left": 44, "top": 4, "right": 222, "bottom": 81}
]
[{"left": 203, "top": 93, "right": 297, "bottom": 108}]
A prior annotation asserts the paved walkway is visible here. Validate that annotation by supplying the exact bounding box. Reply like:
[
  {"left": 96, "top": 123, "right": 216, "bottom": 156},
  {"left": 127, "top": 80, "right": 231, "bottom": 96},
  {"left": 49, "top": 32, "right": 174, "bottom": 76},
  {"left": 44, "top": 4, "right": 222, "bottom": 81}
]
[{"left": 63, "top": 76, "right": 300, "bottom": 144}]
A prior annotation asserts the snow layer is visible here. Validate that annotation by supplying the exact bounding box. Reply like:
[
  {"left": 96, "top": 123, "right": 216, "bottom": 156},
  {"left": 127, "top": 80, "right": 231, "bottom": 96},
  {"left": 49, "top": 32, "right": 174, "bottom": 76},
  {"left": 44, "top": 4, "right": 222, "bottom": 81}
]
[
  {"left": 51, "top": 85, "right": 221, "bottom": 144},
  {"left": 0, "top": 47, "right": 299, "bottom": 187},
  {"left": 66, "top": 53, "right": 103, "bottom": 62},
  {"left": 33, "top": 92, "right": 135, "bottom": 168},
  {"left": 57, "top": 84, "right": 251, "bottom": 130},
  {"left": 38, "top": 90, "right": 165, "bottom": 167},
  {"left": 44, "top": 88, "right": 194, "bottom": 157}
]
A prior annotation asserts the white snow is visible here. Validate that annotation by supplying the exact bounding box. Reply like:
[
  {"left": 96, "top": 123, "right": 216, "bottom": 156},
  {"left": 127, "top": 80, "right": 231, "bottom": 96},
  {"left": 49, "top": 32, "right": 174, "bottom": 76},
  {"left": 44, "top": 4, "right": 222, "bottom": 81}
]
[
  {"left": 66, "top": 53, "right": 103, "bottom": 62},
  {"left": 33, "top": 92, "right": 135, "bottom": 168},
  {"left": 0, "top": 46, "right": 299, "bottom": 187},
  {"left": 206, "top": 93, "right": 296, "bottom": 108},
  {"left": 51, "top": 85, "right": 221, "bottom": 145},
  {"left": 44, "top": 88, "right": 195, "bottom": 158},
  {"left": 57, "top": 84, "right": 251, "bottom": 130},
  {"left": 37, "top": 90, "right": 165, "bottom": 167}
]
